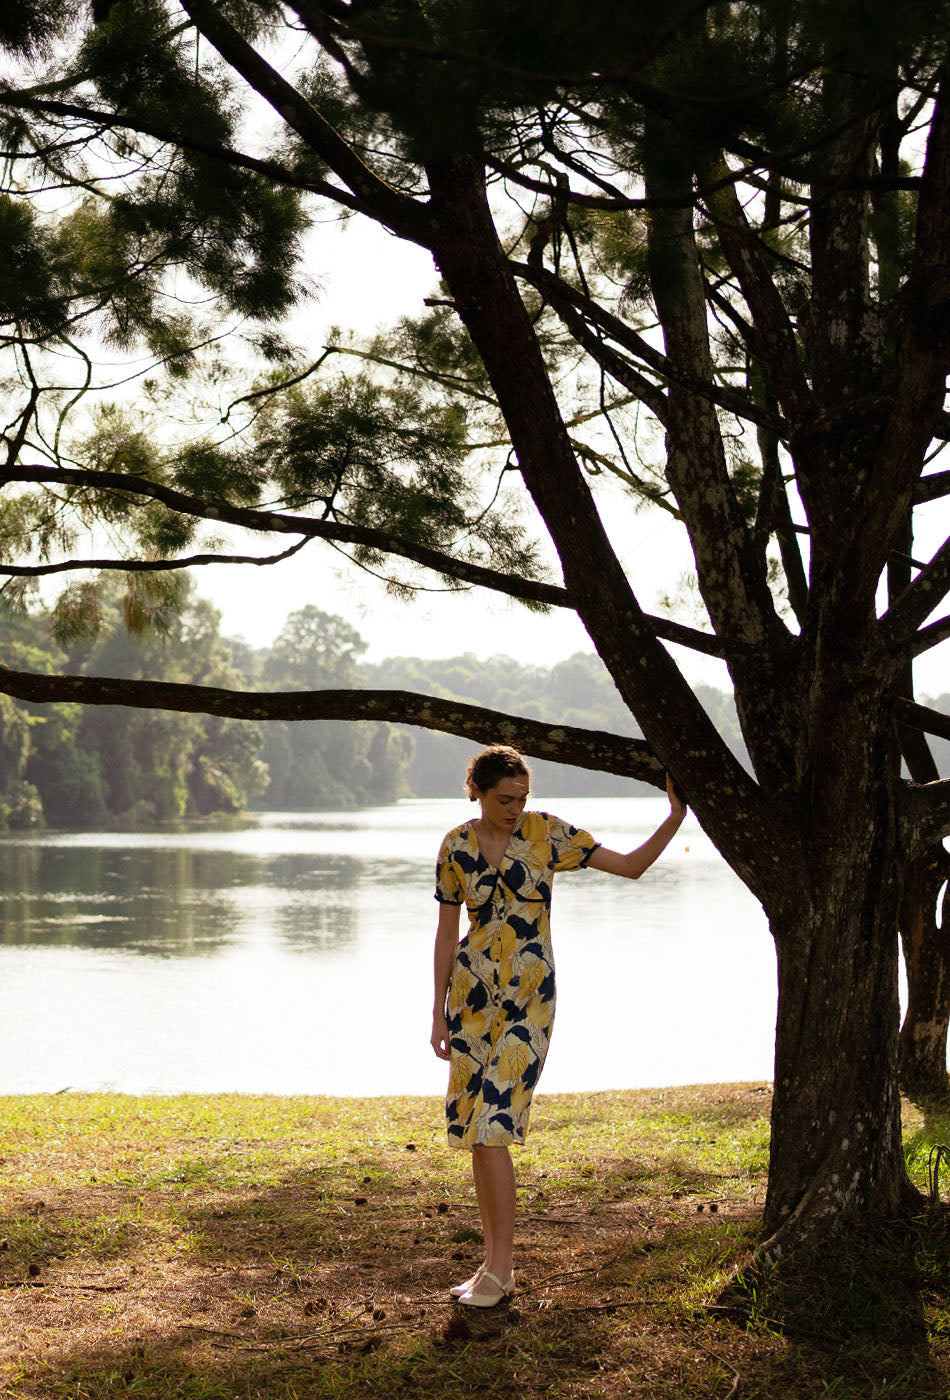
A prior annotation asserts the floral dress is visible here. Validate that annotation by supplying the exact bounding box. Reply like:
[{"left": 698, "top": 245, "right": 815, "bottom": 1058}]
[{"left": 435, "top": 811, "right": 599, "bottom": 1149}]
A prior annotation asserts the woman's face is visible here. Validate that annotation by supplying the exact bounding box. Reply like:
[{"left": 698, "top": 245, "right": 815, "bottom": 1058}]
[{"left": 477, "top": 775, "right": 529, "bottom": 836}]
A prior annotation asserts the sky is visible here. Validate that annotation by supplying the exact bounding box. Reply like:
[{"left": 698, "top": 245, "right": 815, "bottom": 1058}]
[{"left": 192, "top": 214, "right": 950, "bottom": 699}]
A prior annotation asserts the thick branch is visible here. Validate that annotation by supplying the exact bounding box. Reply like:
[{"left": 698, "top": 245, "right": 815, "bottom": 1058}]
[
  {"left": 643, "top": 146, "right": 783, "bottom": 652},
  {"left": 548, "top": 301, "right": 669, "bottom": 424},
  {"left": 513, "top": 261, "right": 786, "bottom": 434},
  {"left": 850, "top": 74, "right": 950, "bottom": 598},
  {"left": 903, "top": 614, "right": 950, "bottom": 659},
  {"left": 0, "top": 665, "right": 665, "bottom": 784},
  {"left": 0, "top": 91, "right": 364, "bottom": 214},
  {"left": 914, "top": 469, "right": 950, "bottom": 503},
  {"left": 1, "top": 464, "right": 741, "bottom": 659},
  {"left": 880, "top": 534, "right": 950, "bottom": 652},
  {"left": 901, "top": 777, "right": 950, "bottom": 858},
  {"left": 176, "top": 0, "right": 431, "bottom": 242},
  {"left": 894, "top": 698, "right": 950, "bottom": 744},
  {"left": 701, "top": 154, "right": 812, "bottom": 421}
]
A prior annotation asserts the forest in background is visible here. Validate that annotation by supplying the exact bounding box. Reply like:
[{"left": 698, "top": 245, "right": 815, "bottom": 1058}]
[{"left": 1, "top": 588, "right": 947, "bottom": 829}]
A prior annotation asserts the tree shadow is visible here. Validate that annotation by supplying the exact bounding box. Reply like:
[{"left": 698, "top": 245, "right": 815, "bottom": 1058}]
[
  {"left": 3, "top": 1142, "right": 950, "bottom": 1399},
  {"left": 707, "top": 1212, "right": 950, "bottom": 1400}
]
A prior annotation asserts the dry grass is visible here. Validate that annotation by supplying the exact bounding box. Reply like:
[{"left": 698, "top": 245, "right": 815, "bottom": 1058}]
[{"left": 0, "top": 1086, "right": 948, "bottom": 1399}]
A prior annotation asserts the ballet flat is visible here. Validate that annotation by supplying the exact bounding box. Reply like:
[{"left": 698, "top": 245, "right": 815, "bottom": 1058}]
[
  {"left": 456, "top": 1269, "right": 515, "bottom": 1309},
  {"left": 450, "top": 1264, "right": 486, "bottom": 1298}
]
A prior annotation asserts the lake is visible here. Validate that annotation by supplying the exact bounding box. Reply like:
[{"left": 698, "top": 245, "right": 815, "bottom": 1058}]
[{"left": 0, "top": 797, "right": 778, "bottom": 1096}]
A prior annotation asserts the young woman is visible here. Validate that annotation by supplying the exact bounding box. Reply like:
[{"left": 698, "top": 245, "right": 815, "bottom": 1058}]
[{"left": 431, "top": 743, "right": 687, "bottom": 1307}]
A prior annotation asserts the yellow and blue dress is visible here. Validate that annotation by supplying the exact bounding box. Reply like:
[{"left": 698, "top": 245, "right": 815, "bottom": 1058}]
[{"left": 435, "top": 810, "right": 599, "bottom": 1149}]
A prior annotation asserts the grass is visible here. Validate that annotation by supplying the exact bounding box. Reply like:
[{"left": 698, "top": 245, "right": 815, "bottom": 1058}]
[{"left": 0, "top": 1085, "right": 948, "bottom": 1398}]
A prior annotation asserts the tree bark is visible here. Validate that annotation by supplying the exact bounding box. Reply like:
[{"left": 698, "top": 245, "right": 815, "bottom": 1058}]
[
  {"left": 899, "top": 846, "right": 950, "bottom": 1098},
  {"left": 760, "top": 702, "right": 917, "bottom": 1257}
]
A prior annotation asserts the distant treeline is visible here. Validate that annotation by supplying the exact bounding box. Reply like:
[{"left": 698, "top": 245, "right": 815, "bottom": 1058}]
[{"left": 2, "top": 588, "right": 947, "bottom": 829}]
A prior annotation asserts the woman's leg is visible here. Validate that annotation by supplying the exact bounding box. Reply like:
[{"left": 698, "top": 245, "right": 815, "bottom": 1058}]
[{"left": 471, "top": 1144, "right": 515, "bottom": 1282}]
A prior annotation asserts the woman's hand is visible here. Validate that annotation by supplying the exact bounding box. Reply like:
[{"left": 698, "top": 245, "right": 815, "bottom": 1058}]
[
  {"left": 666, "top": 771, "right": 687, "bottom": 818},
  {"left": 588, "top": 770, "right": 688, "bottom": 880},
  {"left": 431, "top": 1010, "right": 451, "bottom": 1060}
]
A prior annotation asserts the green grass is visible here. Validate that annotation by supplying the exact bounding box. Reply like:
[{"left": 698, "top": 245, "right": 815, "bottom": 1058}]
[{"left": 0, "top": 1086, "right": 948, "bottom": 1399}]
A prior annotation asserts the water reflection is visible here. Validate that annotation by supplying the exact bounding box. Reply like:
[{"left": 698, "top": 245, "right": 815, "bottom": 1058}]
[
  {"left": 0, "top": 799, "right": 780, "bottom": 1095},
  {"left": 0, "top": 844, "right": 363, "bottom": 956}
]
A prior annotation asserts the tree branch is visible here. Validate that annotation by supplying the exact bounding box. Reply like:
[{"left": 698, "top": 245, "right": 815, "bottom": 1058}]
[
  {"left": 901, "top": 614, "right": 950, "bottom": 659},
  {"left": 901, "top": 776, "right": 950, "bottom": 858},
  {"left": 849, "top": 73, "right": 950, "bottom": 599},
  {"left": 0, "top": 665, "right": 666, "bottom": 784},
  {"left": 914, "top": 469, "right": 950, "bottom": 503},
  {"left": 701, "top": 154, "right": 812, "bottom": 420},
  {"left": 880, "top": 534, "right": 950, "bottom": 652},
  {"left": 176, "top": 0, "right": 432, "bottom": 242},
  {"left": 545, "top": 299, "right": 669, "bottom": 424},
  {"left": 512, "top": 261, "right": 786, "bottom": 434},
  {"left": 0, "top": 539, "right": 311, "bottom": 578},
  {"left": 643, "top": 139, "right": 783, "bottom": 652},
  {"left": 425, "top": 153, "right": 787, "bottom": 905},
  {"left": 893, "top": 698, "right": 950, "bottom": 744},
  {"left": 486, "top": 152, "right": 761, "bottom": 213},
  {"left": 1, "top": 464, "right": 743, "bottom": 659},
  {"left": 0, "top": 90, "right": 366, "bottom": 215}
]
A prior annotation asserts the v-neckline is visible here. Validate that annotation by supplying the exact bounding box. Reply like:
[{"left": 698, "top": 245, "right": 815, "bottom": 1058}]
[{"left": 471, "top": 819, "right": 518, "bottom": 873}]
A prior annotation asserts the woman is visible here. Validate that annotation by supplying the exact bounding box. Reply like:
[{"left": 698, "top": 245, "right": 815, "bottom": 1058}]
[{"left": 431, "top": 744, "right": 687, "bottom": 1308}]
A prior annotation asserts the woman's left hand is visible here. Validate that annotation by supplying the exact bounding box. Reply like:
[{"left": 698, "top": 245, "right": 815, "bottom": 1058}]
[{"left": 666, "top": 771, "right": 687, "bottom": 817}]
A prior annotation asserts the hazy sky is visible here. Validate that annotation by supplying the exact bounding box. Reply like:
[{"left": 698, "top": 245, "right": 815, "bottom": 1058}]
[{"left": 195, "top": 216, "right": 950, "bottom": 699}]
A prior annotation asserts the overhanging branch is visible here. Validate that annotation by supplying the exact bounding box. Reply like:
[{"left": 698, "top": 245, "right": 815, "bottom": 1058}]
[
  {"left": 0, "top": 539, "right": 311, "bottom": 578},
  {"left": 0, "top": 665, "right": 665, "bottom": 784},
  {"left": 2, "top": 464, "right": 744, "bottom": 658},
  {"left": 177, "top": 0, "right": 432, "bottom": 243},
  {"left": 0, "top": 90, "right": 365, "bottom": 215}
]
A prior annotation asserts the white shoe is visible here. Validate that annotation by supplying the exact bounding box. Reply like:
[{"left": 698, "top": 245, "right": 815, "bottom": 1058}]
[
  {"left": 449, "top": 1263, "right": 486, "bottom": 1298},
  {"left": 456, "top": 1269, "right": 515, "bottom": 1309}
]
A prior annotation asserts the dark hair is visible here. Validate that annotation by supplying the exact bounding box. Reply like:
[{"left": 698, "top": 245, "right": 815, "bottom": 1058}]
[{"left": 465, "top": 744, "right": 530, "bottom": 800}]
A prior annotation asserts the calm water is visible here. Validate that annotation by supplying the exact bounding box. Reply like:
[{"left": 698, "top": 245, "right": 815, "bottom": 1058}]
[{"left": 0, "top": 797, "right": 777, "bottom": 1095}]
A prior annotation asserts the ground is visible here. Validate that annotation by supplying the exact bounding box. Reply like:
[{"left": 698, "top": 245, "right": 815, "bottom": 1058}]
[{"left": 1, "top": 1086, "right": 949, "bottom": 1399}]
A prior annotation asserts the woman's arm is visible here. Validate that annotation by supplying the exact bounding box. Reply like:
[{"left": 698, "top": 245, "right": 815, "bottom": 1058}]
[
  {"left": 430, "top": 901, "right": 461, "bottom": 1060},
  {"left": 587, "top": 774, "right": 687, "bottom": 881}
]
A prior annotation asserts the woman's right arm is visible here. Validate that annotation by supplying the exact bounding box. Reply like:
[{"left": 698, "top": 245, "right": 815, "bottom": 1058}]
[{"left": 431, "top": 901, "right": 461, "bottom": 1060}]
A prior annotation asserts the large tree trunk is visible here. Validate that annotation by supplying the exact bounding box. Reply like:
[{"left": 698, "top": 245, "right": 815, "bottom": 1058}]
[
  {"left": 758, "top": 694, "right": 917, "bottom": 1258},
  {"left": 763, "top": 882, "right": 908, "bottom": 1257},
  {"left": 899, "top": 845, "right": 950, "bottom": 1098}
]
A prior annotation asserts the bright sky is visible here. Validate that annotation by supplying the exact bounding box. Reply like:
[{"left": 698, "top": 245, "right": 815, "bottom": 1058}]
[{"left": 194, "top": 215, "right": 950, "bottom": 700}]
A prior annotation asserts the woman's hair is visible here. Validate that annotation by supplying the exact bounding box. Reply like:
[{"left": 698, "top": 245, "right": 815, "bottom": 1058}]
[{"left": 465, "top": 744, "right": 531, "bottom": 800}]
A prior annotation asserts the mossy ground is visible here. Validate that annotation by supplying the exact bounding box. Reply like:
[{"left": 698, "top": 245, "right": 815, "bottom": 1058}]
[{"left": 1, "top": 1086, "right": 949, "bottom": 1398}]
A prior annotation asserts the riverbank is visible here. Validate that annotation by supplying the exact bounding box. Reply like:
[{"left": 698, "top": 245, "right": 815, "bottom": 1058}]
[{"left": 1, "top": 1086, "right": 948, "bottom": 1399}]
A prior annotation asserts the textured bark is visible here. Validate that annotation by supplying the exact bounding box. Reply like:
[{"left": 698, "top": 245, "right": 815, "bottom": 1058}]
[
  {"left": 761, "top": 687, "right": 915, "bottom": 1255},
  {"left": 0, "top": 667, "right": 664, "bottom": 784},
  {"left": 899, "top": 847, "right": 950, "bottom": 1098}
]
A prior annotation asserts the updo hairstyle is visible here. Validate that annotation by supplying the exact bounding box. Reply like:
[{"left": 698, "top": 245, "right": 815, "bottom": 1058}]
[{"left": 465, "top": 744, "right": 531, "bottom": 801}]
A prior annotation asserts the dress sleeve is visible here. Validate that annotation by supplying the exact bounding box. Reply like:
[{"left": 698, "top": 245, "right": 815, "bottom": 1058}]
[
  {"left": 434, "top": 833, "right": 464, "bottom": 904},
  {"left": 546, "top": 813, "right": 600, "bottom": 872}
]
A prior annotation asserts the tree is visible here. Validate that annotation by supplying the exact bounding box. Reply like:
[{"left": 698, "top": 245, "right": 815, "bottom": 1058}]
[
  {"left": 256, "top": 605, "right": 410, "bottom": 806},
  {"left": 1, "top": 0, "right": 950, "bottom": 1265}
]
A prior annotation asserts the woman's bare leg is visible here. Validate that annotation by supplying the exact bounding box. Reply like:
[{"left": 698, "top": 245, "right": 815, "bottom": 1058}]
[{"left": 471, "top": 1145, "right": 515, "bottom": 1282}]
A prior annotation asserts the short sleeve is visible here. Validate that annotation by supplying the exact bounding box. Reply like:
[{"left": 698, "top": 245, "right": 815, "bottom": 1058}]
[
  {"left": 435, "top": 833, "right": 464, "bottom": 904},
  {"left": 545, "top": 813, "right": 600, "bottom": 873}
]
